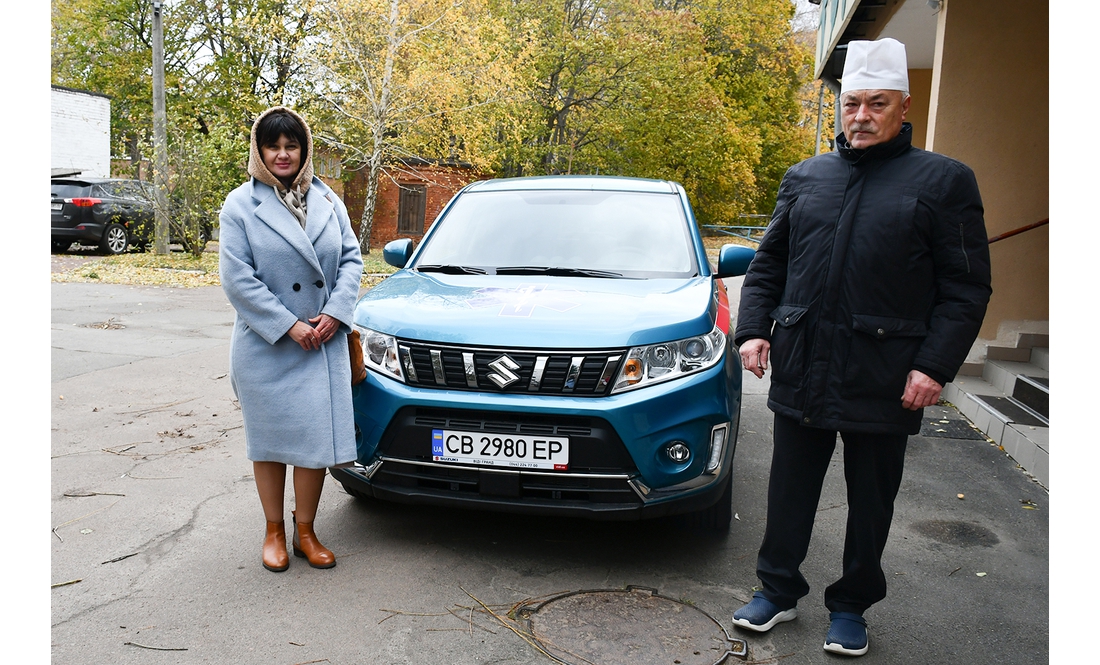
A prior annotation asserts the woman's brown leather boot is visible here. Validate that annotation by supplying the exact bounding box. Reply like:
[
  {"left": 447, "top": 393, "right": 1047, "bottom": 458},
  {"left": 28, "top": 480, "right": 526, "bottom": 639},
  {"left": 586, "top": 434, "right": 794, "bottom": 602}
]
[
  {"left": 292, "top": 511, "right": 336, "bottom": 569},
  {"left": 262, "top": 520, "right": 289, "bottom": 572}
]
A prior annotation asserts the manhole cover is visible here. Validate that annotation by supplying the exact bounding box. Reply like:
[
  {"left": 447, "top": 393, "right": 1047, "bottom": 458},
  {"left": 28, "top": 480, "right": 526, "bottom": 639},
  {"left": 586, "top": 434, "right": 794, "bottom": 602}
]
[{"left": 516, "top": 586, "right": 747, "bottom": 665}]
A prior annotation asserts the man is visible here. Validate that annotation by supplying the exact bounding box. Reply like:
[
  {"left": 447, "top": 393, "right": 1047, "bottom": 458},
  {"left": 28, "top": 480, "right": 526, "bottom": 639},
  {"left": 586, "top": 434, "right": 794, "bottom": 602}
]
[{"left": 730, "top": 38, "right": 991, "bottom": 657}]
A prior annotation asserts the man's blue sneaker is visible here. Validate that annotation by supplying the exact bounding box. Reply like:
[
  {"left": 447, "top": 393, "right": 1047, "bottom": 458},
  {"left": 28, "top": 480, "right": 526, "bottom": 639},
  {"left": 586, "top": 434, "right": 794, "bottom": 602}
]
[
  {"left": 823, "top": 611, "right": 869, "bottom": 656},
  {"left": 731, "top": 591, "right": 798, "bottom": 632}
]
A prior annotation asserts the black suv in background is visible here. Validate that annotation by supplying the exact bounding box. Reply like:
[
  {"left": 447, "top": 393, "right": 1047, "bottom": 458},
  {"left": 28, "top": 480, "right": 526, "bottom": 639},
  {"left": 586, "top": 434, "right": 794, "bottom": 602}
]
[
  {"left": 51, "top": 177, "right": 156, "bottom": 254},
  {"left": 51, "top": 177, "right": 213, "bottom": 254}
]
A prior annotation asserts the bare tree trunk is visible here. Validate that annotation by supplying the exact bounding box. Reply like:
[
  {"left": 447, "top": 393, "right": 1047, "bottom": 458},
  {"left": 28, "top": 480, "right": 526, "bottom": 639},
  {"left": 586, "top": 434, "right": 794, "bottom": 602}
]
[{"left": 356, "top": 0, "right": 401, "bottom": 255}]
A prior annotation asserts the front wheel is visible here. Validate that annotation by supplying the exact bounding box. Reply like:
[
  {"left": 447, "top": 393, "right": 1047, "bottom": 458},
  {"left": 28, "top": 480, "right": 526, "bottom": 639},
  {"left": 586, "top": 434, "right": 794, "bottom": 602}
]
[{"left": 99, "top": 222, "right": 129, "bottom": 255}]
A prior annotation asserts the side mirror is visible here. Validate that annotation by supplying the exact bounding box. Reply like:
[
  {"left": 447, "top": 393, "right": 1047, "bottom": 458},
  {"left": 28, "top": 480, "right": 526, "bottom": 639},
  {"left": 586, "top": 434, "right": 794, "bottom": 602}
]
[
  {"left": 715, "top": 244, "right": 755, "bottom": 278},
  {"left": 382, "top": 238, "right": 414, "bottom": 268}
]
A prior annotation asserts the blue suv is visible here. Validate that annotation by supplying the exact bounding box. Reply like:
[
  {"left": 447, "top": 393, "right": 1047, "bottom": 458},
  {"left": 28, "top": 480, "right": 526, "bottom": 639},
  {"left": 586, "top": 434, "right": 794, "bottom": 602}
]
[{"left": 331, "top": 176, "right": 754, "bottom": 528}]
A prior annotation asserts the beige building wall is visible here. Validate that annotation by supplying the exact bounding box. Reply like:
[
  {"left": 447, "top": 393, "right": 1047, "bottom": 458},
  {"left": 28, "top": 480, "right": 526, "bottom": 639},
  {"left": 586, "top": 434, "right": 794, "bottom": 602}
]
[
  {"left": 906, "top": 69, "right": 932, "bottom": 150},
  {"left": 926, "top": 0, "right": 1048, "bottom": 341}
]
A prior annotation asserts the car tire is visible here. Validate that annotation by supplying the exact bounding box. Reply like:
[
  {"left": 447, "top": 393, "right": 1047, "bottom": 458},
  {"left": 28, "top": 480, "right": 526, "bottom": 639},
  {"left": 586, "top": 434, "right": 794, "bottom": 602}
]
[
  {"left": 99, "top": 222, "right": 129, "bottom": 255},
  {"left": 340, "top": 481, "right": 373, "bottom": 502},
  {"left": 688, "top": 470, "right": 733, "bottom": 532},
  {"left": 52, "top": 240, "right": 72, "bottom": 253}
]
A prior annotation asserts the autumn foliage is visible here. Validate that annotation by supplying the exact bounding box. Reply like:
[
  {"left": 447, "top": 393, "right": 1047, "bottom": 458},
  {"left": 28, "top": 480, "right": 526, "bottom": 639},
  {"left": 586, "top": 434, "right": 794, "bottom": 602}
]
[{"left": 52, "top": 0, "right": 816, "bottom": 232}]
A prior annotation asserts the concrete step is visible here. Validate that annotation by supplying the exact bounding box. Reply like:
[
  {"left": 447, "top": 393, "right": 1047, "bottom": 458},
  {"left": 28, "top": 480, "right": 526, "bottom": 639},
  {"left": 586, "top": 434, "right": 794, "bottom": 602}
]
[
  {"left": 942, "top": 369, "right": 1048, "bottom": 488},
  {"left": 1012, "top": 374, "right": 1048, "bottom": 418},
  {"left": 982, "top": 351, "right": 1049, "bottom": 418},
  {"left": 1001, "top": 423, "right": 1049, "bottom": 490},
  {"left": 983, "top": 357, "right": 1048, "bottom": 395},
  {"left": 1031, "top": 347, "right": 1049, "bottom": 371}
]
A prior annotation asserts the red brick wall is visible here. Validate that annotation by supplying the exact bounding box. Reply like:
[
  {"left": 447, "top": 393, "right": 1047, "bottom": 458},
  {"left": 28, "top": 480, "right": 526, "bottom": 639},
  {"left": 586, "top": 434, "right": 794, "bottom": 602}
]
[{"left": 343, "top": 164, "right": 485, "bottom": 249}]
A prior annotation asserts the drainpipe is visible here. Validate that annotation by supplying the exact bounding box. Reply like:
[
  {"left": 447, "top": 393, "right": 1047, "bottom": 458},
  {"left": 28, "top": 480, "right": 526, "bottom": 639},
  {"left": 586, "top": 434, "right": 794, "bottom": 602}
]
[
  {"left": 813, "top": 82, "right": 824, "bottom": 155},
  {"left": 820, "top": 72, "right": 842, "bottom": 151}
]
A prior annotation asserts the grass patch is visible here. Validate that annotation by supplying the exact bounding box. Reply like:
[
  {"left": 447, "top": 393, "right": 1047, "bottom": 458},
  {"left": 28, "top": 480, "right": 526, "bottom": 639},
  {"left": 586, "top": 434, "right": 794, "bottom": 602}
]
[
  {"left": 52, "top": 245, "right": 398, "bottom": 289},
  {"left": 361, "top": 251, "right": 398, "bottom": 276}
]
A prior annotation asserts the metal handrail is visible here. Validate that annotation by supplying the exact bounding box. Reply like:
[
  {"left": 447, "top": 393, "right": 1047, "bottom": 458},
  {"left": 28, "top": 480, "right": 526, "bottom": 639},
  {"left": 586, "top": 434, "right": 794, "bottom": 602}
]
[
  {"left": 702, "top": 214, "right": 770, "bottom": 245},
  {"left": 701, "top": 225, "right": 767, "bottom": 245},
  {"left": 989, "top": 218, "right": 1048, "bottom": 244}
]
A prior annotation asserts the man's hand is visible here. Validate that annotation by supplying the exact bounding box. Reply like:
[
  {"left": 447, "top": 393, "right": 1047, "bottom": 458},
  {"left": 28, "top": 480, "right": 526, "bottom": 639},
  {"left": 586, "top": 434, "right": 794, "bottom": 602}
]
[
  {"left": 901, "top": 370, "right": 942, "bottom": 410},
  {"left": 739, "top": 338, "right": 771, "bottom": 379}
]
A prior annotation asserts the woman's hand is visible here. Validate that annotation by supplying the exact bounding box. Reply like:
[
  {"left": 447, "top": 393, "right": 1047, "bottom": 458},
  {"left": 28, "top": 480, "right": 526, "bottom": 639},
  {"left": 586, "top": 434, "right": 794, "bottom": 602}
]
[
  {"left": 287, "top": 320, "right": 321, "bottom": 350},
  {"left": 309, "top": 313, "right": 339, "bottom": 344}
]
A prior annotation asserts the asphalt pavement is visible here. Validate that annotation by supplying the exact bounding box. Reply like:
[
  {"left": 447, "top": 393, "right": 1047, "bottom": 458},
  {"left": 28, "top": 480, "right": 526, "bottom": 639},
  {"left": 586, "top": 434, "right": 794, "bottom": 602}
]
[{"left": 49, "top": 281, "right": 1048, "bottom": 664}]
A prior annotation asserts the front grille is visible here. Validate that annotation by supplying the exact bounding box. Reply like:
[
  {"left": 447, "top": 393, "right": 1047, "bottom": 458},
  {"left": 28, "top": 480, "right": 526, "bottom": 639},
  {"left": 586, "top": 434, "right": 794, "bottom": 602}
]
[
  {"left": 412, "top": 415, "right": 592, "bottom": 439},
  {"left": 397, "top": 339, "right": 626, "bottom": 396},
  {"left": 383, "top": 408, "right": 632, "bottom": 471},
  {"left": 369, "top": 409, "right": 642, "bottom": 507},
  {"left": 373, "top": 459, "right": 642, "bottom": 506}
]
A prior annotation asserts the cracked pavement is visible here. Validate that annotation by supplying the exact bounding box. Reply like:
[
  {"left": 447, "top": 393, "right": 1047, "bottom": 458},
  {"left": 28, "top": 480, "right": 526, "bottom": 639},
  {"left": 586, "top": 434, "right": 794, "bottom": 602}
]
[{"left": 50, "top": 281, "right": 1047, "bottom": 664}]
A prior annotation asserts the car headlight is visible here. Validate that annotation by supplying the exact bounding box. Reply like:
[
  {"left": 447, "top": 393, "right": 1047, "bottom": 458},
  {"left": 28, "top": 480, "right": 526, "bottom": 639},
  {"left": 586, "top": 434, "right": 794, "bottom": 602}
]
[
  {"left": 610, "top": 325, "right": 726, "bottom": 393},
  {"left": 357, "top": 326, "right": 404, "bottom": 382}
]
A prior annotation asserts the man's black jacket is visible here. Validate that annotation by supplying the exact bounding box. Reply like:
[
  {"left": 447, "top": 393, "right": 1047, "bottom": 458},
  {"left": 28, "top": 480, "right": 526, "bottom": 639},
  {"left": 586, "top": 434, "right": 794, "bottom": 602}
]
[{"left": 735, "top": 124, "right": 992, "bottom": 434}]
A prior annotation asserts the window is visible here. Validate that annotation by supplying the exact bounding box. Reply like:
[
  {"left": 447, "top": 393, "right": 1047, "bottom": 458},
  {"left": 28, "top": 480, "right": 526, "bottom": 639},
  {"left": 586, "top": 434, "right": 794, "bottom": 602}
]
[{"left": 397, "top": 184, "right": 427, "bottom": 234}]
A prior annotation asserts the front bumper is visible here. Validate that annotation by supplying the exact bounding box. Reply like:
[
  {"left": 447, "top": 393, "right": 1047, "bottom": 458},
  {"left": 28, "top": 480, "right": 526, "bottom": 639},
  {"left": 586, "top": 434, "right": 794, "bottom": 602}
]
[{"left": 336, "top": 352, "right": 741, "bottom": 520}]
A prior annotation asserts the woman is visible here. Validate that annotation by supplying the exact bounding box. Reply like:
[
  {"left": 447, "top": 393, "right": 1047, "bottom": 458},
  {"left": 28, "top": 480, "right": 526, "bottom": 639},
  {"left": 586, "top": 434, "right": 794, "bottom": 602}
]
[{"left": 219, "top": 106, "right": 363, "bottom": 572}]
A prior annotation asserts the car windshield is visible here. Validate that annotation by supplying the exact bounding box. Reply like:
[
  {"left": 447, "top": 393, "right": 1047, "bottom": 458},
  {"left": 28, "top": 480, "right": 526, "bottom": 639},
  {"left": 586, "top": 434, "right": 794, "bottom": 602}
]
[{"left": 413, "top": 189, "right": 698, "bottom": 278}]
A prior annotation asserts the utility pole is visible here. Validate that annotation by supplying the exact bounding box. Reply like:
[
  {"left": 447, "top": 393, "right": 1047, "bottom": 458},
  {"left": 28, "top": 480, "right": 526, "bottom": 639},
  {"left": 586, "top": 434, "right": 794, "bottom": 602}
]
[{"left": 151, "top": 1, "right": 170, "bottom": 254}]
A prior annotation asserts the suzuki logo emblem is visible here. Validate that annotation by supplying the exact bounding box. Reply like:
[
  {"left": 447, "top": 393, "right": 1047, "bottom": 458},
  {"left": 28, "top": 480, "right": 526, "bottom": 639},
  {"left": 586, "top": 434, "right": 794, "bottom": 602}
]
[{"left": 487, "top": 355, "right": 521, "bottom": 389}]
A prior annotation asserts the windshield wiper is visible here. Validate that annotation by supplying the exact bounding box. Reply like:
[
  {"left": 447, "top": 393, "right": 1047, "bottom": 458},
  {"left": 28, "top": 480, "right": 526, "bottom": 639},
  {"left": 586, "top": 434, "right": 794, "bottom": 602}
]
[
  {"left": 416, "top": 264, "right": 487, "bottom": 275},
  {"left": 494, "top": 266, "right": 623, "bottom": 278}
]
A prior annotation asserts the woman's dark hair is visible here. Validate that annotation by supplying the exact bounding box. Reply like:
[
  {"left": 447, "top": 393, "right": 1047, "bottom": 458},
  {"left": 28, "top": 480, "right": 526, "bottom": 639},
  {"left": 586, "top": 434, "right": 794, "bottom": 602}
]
[{"left": 255, "top": 110, "right": 307, "bottom": 150}]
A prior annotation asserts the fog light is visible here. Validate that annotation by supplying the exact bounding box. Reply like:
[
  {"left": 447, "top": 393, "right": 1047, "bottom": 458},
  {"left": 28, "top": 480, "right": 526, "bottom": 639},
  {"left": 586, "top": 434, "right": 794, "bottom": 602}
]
[
  {"left": 705, "top": 424, "right": 729, "bottom": 474},
  {"left": 666, "top": 441, "right": 691, "bottom": 463}
]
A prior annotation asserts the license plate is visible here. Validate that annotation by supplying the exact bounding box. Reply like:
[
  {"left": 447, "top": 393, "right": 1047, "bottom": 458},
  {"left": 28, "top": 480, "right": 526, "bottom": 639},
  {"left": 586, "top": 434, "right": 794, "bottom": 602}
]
[
  {"left": 432, "top": 428, "right": 569, "bottom": 470},
  {"left": 51, "top": 203, "right": 63, "bottom": 211}
]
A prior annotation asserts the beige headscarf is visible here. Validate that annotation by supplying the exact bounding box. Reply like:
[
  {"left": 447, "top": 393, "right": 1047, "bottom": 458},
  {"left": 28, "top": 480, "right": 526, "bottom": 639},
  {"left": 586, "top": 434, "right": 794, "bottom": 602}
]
[{"left": 247, "top": 106, "right": 315, "bottom": 228}]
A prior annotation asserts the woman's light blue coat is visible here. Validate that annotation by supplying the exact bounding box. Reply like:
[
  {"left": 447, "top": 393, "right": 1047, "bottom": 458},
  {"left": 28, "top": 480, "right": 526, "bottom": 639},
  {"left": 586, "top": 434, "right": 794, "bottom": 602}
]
[{"left": 219, "top": 177, "right": 363, "bottom": 468}]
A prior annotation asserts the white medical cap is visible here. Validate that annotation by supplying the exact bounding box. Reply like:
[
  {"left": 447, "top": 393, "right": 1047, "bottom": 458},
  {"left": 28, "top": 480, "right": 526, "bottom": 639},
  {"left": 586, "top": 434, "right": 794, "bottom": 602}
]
[{"left": 841, "top": 38, "right": 909, "bottom": 95}]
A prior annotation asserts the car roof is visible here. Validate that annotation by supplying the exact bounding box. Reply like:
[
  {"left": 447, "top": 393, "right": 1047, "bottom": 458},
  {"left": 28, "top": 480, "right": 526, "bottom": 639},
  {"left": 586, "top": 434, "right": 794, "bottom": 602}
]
[{"left": 464, "top": 175, "right": 679, "bottom": 194}]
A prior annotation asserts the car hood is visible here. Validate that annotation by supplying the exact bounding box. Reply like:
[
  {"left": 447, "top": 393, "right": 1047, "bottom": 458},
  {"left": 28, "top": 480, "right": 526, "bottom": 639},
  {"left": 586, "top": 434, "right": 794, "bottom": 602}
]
[{"left": 354, "top": 271, "right": 721, "bottom": 348}]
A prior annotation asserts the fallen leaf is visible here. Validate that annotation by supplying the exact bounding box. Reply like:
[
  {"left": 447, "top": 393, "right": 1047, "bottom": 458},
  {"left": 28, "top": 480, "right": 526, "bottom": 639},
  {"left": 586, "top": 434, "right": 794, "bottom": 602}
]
[
  {"left": 976, "top": 572, "right": 987, "bottom": 577},
  {"left": 59, "top": 395, "right": 65, "bottom": 400},
  {"left": 80, "top": 528, "right": 93, "bottom": 534},
  {"left": 734, "top": 513, "right": 740, "bottom": 520},
  {"left": 957, "top": 493, "right": 965, "bottom": 499}
]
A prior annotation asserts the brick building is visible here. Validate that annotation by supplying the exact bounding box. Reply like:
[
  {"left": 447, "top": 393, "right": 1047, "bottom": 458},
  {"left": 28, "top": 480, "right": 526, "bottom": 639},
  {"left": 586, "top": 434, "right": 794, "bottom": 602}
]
[{"left": 343, "top": 158, "right": 485, "bottom": 249}]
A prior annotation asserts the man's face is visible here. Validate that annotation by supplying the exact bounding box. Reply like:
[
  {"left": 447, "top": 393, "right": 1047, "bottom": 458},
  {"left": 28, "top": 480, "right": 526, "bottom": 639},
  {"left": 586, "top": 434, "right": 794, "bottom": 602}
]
[{"left": 840, "top": 89, "right": 911, "bottom": 149}]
